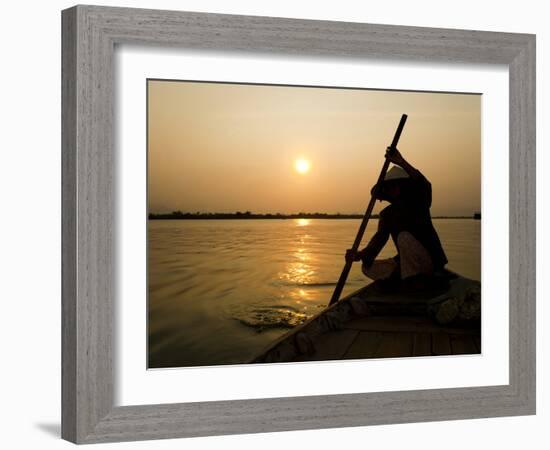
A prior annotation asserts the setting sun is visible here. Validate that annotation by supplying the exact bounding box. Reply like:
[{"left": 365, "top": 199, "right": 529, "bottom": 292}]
[{"left": 294, "top": 158, "right": 311, "bottom": 175}]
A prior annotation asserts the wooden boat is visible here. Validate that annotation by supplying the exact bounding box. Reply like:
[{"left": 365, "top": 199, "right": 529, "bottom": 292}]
[{"left": 250, "top": 273, "right": 481, "bottom": 363}]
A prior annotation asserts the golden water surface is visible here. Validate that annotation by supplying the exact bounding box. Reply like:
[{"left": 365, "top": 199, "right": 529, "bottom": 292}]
[{"left": 148, "top": 218, "right": 481, "bottom": 368}]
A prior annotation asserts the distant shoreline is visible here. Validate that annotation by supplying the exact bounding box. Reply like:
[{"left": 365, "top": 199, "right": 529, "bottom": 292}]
[{"left": 148, "top": 212, "right": 479, "bottom": 220}]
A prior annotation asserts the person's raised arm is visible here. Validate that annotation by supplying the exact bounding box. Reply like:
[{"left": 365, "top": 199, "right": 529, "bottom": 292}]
[{"left": 385, "top": 147, "right": 422, "bottom": 180}]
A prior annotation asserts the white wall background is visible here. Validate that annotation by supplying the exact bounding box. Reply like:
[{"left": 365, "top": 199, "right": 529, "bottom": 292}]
[{"left": 0, "top": 1, "right": 545, "bottom": 449}]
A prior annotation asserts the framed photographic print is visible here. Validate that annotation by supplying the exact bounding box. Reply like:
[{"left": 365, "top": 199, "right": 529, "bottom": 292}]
[{"left": 62, "top": 5, "right": 536, "bottom": 444}]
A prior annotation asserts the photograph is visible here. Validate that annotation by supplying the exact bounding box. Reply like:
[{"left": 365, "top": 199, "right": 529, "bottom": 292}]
[{"left": 147, "top": 79, "right": 482, "bottom": 369}]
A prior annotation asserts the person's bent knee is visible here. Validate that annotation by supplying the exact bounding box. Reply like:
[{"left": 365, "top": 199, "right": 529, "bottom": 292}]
[
  {"left": 362, "top": 264, "right": 385, "bottom": 281},
  {"left": 396, "top": 231, "right": 415, "bottom": 249},
  {"left": 362, "top": 258, "right": 397, "bottom": 281},
  {"left": 361, "top": 263, "right": 375, "bottom": 279}
]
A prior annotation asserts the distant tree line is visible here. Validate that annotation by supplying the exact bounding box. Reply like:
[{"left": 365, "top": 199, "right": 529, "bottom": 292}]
[
  {"left": 148, "top": 210, "right": 480, "bottom": 220},
  {"left": 148, "top": 211, "right": 373, "bottom": 220}
]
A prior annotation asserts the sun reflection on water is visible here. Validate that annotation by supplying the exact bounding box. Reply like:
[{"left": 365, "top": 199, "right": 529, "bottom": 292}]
[
  {"left": 288, "top": 262, "right": 314, "bottom": 284},
  {"left": 279, "top": 246, "right": 315, "bottom": 283},
  {"left": 295, "top": 248, "right": 309, "bottom": 262},
  {"left": 276, "top": 220, "right": 322, "bottom": 310}
]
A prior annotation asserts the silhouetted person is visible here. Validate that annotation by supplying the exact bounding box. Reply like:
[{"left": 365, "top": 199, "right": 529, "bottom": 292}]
[{"left": 346, "top": 147, "right": 448, "bottom": 290}]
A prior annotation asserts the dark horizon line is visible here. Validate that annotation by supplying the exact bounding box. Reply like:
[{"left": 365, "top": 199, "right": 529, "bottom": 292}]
[{"left": 148, "top": 211, "right": 481, "bottom": 220}]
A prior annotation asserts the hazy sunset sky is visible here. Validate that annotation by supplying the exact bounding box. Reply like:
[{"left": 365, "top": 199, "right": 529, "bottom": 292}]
[{"left": 148, "top": 80, "right": 481, "bottom": 216}]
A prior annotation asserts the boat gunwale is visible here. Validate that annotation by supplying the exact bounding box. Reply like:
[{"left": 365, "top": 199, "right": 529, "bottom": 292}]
[{"left": 248, "top": 284, "right": 372, "bottom": 363}]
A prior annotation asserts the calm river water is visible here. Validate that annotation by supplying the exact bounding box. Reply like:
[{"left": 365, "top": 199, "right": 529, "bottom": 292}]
[{"left": 148, "top": 219, "right": 480, "bottom": 368}]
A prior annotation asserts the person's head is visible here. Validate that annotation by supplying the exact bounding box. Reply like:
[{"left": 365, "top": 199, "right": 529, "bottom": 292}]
[
  {"left": 382, "top": 180, "right": 402, "bottom": 202},
  {"left": 372, "top": 166, "right": 409, "bottom": 203}
]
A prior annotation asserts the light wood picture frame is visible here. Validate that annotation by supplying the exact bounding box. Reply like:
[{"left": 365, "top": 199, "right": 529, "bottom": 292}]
[{"left": 61, "top": 5, "right": 536, "bottom": 444}]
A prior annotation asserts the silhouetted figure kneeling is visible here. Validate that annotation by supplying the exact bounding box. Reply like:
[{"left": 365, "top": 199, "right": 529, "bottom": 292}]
[{"left": 346, "top": 147, "right": 448, "bottom": 292}]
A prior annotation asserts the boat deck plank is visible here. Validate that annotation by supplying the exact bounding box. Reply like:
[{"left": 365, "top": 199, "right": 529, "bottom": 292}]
[
  {"left": 343, "top": 331, "right": 384, "bottom": 360},
  {"left": 432, "top": 332, "right": 452, "bottom": 355},
  {"left": 288, "top": 316, "right": 480, "bottom": 362},
  {"left": 373, "top": 331, "right": 414, "bottom": 358},
  {"left": 412, "top": 332, "right": 432, "bottom": 356},
  {"left": 343, "top": 316, "right": 478, "bottom": 335},
  {"left": 450, "top": 334, "right": 479, "bottom": 355},
  {"left": 293, "top": 329, "right": 359, "bottom": 362}
]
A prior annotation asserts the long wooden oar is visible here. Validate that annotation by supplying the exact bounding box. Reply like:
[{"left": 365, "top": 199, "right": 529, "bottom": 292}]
[{"left": 328, "top": 114, "right": 408, "bottom": 306}]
